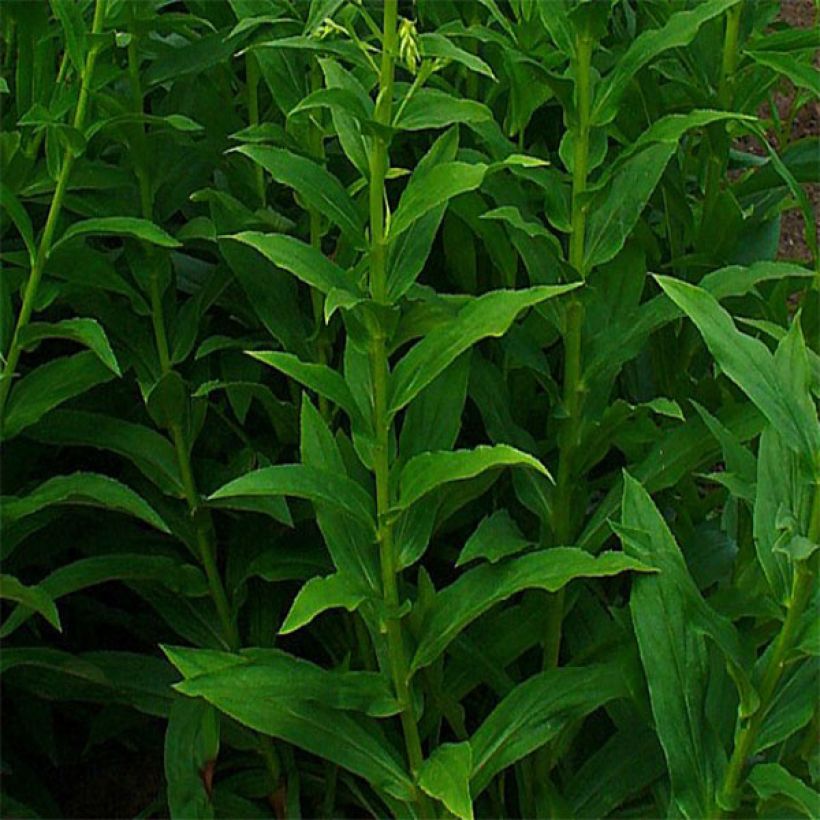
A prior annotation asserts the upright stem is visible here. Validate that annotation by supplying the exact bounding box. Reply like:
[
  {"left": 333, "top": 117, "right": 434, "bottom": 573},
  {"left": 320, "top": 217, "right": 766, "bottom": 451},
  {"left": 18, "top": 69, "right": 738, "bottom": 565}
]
[
  {"left": 544, "top": 32, "right": 594, "bottom": 669},
  {"left": 701, "top": 2, "right": 743, "bottom": 237},
  {"left": 246, "top": 53, "right": 265, "bottom": 209},
  {"left": 0, "top": 0, "right": 107, "bottom": 428},
  {"left": 715, "top": 484, "right": 819, "bottom": 817},
  {"left": 127, "top": 9, "right": 238, "bottom": 653},
  {"left": 368, "top": 0, "right": 428, "bottom": 804}
]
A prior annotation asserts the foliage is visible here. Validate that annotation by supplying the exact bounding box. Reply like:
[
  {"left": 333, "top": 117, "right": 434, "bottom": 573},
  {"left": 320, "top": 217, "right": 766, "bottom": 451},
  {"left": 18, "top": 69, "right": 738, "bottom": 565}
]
[{"left": 1, "top": 0, "right": 818, "bottom": 818}]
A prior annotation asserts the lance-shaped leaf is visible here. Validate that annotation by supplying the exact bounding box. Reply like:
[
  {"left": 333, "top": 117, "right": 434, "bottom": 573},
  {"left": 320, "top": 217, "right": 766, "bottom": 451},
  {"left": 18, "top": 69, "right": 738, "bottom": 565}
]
[
  {"left": 583, "top": 141, "right": 676, "bottom": 271},
  {"left": 620, "top": 473, "right": 724, "bottom": 818},
  {"left": 456, "top": 509, "right": 532, "bottom": 566},
  {"left": 0, "top": 574, "right": 61, "bottom": 633},
  {"left": 1, "top": 472, "right": 169, "bottom": 533},
  {"left": 747, "top": 763, "right": 820, "bottom": 818},
  {"left": 27, "top": 410, "right": 183, "bottom": 495},
  {"left": 470, "top": 664, "right": 630, "bottom": 795},
  {"left": 20, "top": 318, "right": 120, "bottom": 375},
  {"left": 394, "top": 90, "right": 491, "bottom": 131},
  {"left": 747, "top": 51, "right": 820, "bottom": 96},
  {"left": 0, "top": 182, "right": 36, "bottom": 264},
  {"left": 164, "top": 646, "right": 414, "bottom": 801},
  {"left": 224, "top": 232, "right": 356, "bottom": 296},
  {"left": 389, "top": 161, "right": 487, "bottom": 239},
  {"left": 164, "top": 698, "right": 219, "bottom": 820},
  {"left": 591, "top": 0, "right": 742, "bottom": 125},
  {"left": 411, "top": 547, "right": 652, "bottom": 673},
  {"left": 418, "top": 742, "right": 474, "bottom": 820},
  {"left": 248, "top": 351, "right": 365, "bottom": 428},
  {"left": 656, "top": 276, "right": 820, "bottom": 460},
  {"left": 231, "top": 145, "right": 365, "bottom": 246},
  {"left": 51, "top": 216, "right": 181, "bottom": 253},
  {"left": 280, "top": 572, "right": 369, "bottom": 635},
  {"left": 3, "top": 351, "right": 117, "bottom": 439},
  {"left": 396, "top": 444, "right": 549, "bottom": 512},
  {"left": 389, "top": 285, "right": 577, "bottom": 414},
  {"left": 208, "top": 465, "right": 375, "bottom": 530}
]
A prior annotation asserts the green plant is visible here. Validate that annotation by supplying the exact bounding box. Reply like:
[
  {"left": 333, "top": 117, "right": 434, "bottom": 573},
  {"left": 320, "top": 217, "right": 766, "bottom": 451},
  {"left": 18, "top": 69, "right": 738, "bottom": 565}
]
[{"left": 1, "top": 1, "right": 817, "bottom": 818}]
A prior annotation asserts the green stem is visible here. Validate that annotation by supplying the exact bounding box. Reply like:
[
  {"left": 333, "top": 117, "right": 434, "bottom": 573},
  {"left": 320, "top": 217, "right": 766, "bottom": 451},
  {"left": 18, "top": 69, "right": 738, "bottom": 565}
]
[
  {"left": 716, "top": 484, "right": 820, "bottom": 817},
  {"left": 701, "top": 2, "right": 743, "bottom": 237},
  {"left": 127, "top": 8, "right": 239, "bottom": 653},
  {"left": 544, "top": 31, "right": 594, "bottom": 670},
  {"left": 368, "top": 2, "right": 429, "bottom": 808},
  {"left": 0, "top": 0, "right": 107, "bottom": 429}
]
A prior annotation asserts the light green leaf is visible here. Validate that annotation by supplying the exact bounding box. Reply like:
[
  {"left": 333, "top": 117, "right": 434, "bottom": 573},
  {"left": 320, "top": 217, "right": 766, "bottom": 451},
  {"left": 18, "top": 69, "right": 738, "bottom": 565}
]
[
  {"left": 747, "top": 763, "right": 819, "bottom": 818},
  {"left": 411, "top": 547, "right": 652, "bottom": 673},
  {"left": 418, "top": 742, "right": 474, "bottom": 820},
  {"left": 747, "top": 50, "right": 820, "bottom": 96},
  {"left": 280, "top": 573, "right": 368, "bottom": 635},
  {"left": 397, "top": 444, "right": 549, "bottom": 512},
  {"left": 52, "top": 217, "right": 181, "bottom": 253},
  {"left": 1, "top": 472, "right": 170, "bottom": 533},
  {"left": 419, "top": 33, "right": 496, "bottom": 79},
  {"left": 224, "top": 231, "right": 357, "bottom": 296},
  {"left": 456, "top": 509, "right": 532, "bottom": 566},
  {"left": 591, "top": 0, "right": 742, "bottom": 125},
  {"left": 390, "top": 161, "right": 487, "bottom": 239},
  {"left": 394, "top": 90, "right": 491, "bottom": 131},
  {"left": 20, "top": 318, "right": 120, "bottom": 375},
  {"left": 620, "top": 473, "right": 724, "bottom": 818},
  {"left": 389, "top": 285, "right": 577, "bottom": 414},
  {"left": 656, "top": 276, "right": 820, "bottom": 461},
  {"left": 0, "top": 574, "right": 61, "bottom": 632},
  {"left": 208, "top": 465, "right": 375, "bottom": 530},
  {"left": 3, "top": 352, "right": 117, "bottom": 439},
  {"left": 232, "top": 145, "right": 365, "bottom": 246},
  {"left": 164, "top": 698, "right": 219, "bottom": 820}
]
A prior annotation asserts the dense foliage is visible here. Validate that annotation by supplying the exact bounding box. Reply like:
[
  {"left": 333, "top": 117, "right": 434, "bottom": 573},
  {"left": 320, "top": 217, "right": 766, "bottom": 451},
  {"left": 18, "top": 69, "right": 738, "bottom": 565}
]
[{"left": 1, "top": 0, "right": 818, "bottom": 817}]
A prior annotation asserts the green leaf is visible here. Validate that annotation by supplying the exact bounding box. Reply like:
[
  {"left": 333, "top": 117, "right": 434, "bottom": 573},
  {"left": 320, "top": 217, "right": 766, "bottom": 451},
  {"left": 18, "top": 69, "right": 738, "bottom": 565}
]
[
  {"left": 164, "top": 698, "right": 219, "bottom": 820},
  {"left": 50, "top": 0, "right": 87, "bottom": 72},
  {"left": 1, "top": 472, "right": 170, "bottom": 533},
  {"left": 656, "top": 276, "right": 820, "bottom": 461},
  {"left": 591, "top": 0, "right": 742, "bottom": 125},
  {"left": 470, "top": 664, "right": 630, "bottom": 795},
  {"left": 52, "top": 217, "right": 182, "bottom": 253},
  {"left": 231, "top": 146, "right": 365, "bottom": 246},
  {"left": 456, "top": 509, "right": 532, "bottom": 566},
  {"left": 1, "top": 182, "right": 36, "bottom": 264},
  {"left": 3, "top": 351, "right": 117, "bottom": 439},
  {"left": 411, "top": 547, "right": 652, "bottom": 673},
  {"left": 418, "top": 742, "right": 474, "bottom": 820},
  {"left": 389, "top": 285, "right": 577, "bottom": 414},
  {"left": 208, "top": 465, "right": 375, "bottom": 530},
  {"left": 164, "top": 647, "right": 413, "bottom": 800},
  {"left": 746, "top": 50, "right": 820, "bottom": 96},
  {"left": 620, "top": 473, "right": 724, "bottom": 818},
  {"left": 224, "top": 231, "right": 357, "bottom": 295},
  {"left": 280, "top": 572, "right": 368, "bottom": 635},
  {"left": 390, "top": 161, "right": 487, "bottom": 239},
  {"left": 584, "top": 142, "right": 676, "bottom": 271},
  {"left": 394, "top": 90, "right": 491, "bottom": 131},
  {"left": 747, "top": 763, "right": 820, "bottom": 818},
  {"left": 27, "top": 410, "right": 183, "bottom": 495},
  {"left": 0, "top": 574, "right": 61, "bottom": 632},
  {"left": 248, "top": 351, "right": 364, "bottom": 427},
  {"left": 419, "top": 33, "right": 496, "bottom": 79},
  {"left": 20, "top": 318, "right": 121, "bottom": 375},
  {"left": 0, "top": 555, "right": 207, "bottom": 639},
  {"left": 397, "top": 444, "right": 549, "bottom": 512}
]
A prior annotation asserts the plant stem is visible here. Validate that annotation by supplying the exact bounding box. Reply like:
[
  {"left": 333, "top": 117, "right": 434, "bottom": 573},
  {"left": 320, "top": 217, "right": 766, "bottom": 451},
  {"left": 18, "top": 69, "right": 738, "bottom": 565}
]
[
  {"left": 127, "top": 8, "right": 239, "bottom": 653},
  {"left": 368, "top": 0, "right": 429, "bottom": 806},
  {"left": 715, "top": 483, "right": 820, "bottom": 817},
  {"left": 701, "top": 2, "right": 743, "bottom": 238},
  {"left": 544, "top": 31, "right": 594, "bottom": 670},
  {"left": 0, "top": 0, "right": 107, "bottom": 429}
]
